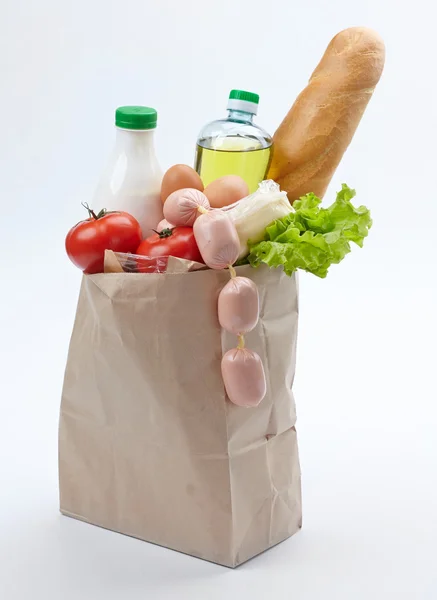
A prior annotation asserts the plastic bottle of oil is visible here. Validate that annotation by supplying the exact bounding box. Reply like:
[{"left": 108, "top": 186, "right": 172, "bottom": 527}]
[{"left": 194, "top": 90, "right": 272, "bottom": 194}]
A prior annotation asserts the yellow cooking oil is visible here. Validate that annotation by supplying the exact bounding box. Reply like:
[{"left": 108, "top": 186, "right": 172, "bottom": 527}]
[
  {"left": 195, "top": 137, "right": 272, "bottom": 194},
  {"left": 194, "top": 89, "right": 273, "bottom": 195}
]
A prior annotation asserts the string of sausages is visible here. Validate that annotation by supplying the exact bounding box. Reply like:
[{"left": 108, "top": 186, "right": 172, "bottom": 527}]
[{"left": 164, "top": 188, "right": 267, "bottom": 407}]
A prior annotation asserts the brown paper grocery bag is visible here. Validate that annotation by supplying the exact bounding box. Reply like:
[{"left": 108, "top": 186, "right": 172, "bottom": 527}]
[{"left": 58, "top": 261, "right": 302, "bottom": 567}]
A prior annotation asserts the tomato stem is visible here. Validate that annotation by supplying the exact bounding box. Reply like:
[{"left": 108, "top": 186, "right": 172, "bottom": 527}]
[
  {"left": 154, "top": 228, "right": 174, "bottom": 239},
  {"left": 82, "top": 202, "right": 106, "bottom": 220}
]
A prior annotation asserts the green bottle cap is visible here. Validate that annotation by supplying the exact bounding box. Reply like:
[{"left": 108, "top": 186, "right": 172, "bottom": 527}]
[
  {"left": 228, "top": 90, "right": 259, "bottom": 104},
  {"left": 115, "top": 106, "right": 157, "bottom": 130}
]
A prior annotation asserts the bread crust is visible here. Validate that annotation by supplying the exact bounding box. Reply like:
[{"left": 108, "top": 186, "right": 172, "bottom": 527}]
[{"left": 268, "top": 27, "right": 385, "bottom": 201}]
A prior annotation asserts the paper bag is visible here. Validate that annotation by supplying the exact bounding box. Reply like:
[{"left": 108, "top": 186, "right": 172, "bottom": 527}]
[{"left": 59, "top": 261, "right": 302, "bottom": 567}]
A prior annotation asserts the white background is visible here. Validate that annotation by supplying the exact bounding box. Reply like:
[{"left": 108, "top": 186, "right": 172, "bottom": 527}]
[{"left": 1, "top": 0, "right": 436, "bottom": 598}]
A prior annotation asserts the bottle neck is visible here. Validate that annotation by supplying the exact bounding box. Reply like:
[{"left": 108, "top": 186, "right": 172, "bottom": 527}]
[
  {"left": 115, "top": 127, "right": 157, "bottom": 155},
  {"left": 227, "top": 109, "right": 254, "bottom": 123}
]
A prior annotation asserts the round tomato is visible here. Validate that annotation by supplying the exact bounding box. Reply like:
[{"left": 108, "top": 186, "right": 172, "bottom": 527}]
[
  {"left": 136, "top": 227, "right": 203, "bottom": 270},
  {"left": 66, "top": 205, "right": 142, "bottom": 274}
]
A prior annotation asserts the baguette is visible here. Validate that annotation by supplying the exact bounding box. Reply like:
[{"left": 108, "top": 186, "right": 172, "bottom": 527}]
[{"left": 268, "top": 27, "right": 385, "bottom": 201}]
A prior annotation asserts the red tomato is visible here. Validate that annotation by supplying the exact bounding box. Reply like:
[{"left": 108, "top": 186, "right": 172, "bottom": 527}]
[
  {"left": 136, "top": 227, "right": 203, "bottom": 270},
  {"left": 66, "top": 205, "right": 142, "bottom": 274}
]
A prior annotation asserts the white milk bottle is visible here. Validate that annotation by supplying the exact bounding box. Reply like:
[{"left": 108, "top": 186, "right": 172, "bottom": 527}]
[{"left": 93, "top": 106, "right": 163, "bottom": 238}]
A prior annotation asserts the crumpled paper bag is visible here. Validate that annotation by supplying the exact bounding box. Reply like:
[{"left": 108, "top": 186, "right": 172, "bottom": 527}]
[{"left": 59, "top": 258, "right": 301, "bottom": 567}]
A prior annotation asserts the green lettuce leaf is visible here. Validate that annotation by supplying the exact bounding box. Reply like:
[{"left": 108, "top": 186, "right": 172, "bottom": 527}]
[{"left": 246, "top": 184, "right": 372, "bottom": 278}]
